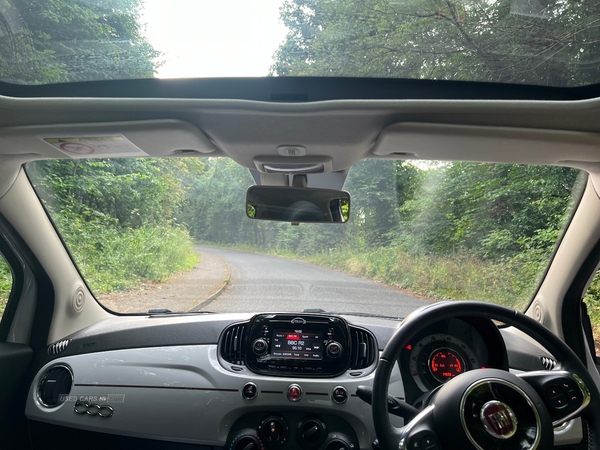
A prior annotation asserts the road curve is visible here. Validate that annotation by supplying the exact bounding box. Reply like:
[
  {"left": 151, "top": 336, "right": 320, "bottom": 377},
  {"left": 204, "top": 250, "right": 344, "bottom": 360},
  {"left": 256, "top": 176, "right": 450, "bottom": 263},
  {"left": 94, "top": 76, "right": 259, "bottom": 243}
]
[{"left": 198, "top": 246, "right": 431, "bottom": 318}]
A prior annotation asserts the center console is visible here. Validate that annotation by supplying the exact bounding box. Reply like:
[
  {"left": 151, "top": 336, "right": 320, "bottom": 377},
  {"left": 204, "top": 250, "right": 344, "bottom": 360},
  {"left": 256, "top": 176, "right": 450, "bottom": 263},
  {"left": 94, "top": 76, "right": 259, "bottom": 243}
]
[{"left": 245, "top": 314, "right": 351, "bottom": 377}]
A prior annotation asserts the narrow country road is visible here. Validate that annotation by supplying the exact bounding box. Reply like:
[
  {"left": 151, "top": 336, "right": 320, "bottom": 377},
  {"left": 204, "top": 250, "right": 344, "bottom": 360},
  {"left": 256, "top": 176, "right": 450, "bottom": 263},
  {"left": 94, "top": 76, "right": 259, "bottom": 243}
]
[{"left": 198, "top": 246, "right": 431, "bottom": 318}]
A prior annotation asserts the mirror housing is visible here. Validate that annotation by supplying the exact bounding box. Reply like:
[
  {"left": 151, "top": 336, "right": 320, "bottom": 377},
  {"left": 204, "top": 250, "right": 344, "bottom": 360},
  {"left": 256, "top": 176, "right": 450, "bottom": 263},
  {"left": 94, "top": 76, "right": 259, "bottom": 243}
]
[{"left": 246, "top": 186, "right": 350, "bottom": 223}]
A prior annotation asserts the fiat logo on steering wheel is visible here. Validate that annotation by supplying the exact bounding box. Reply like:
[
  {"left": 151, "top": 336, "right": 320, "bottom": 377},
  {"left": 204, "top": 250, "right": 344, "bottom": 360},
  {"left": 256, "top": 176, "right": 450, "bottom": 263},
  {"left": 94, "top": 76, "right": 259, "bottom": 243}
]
[{"left": 480, "top": 400, "right": 518, "bottom": 439}]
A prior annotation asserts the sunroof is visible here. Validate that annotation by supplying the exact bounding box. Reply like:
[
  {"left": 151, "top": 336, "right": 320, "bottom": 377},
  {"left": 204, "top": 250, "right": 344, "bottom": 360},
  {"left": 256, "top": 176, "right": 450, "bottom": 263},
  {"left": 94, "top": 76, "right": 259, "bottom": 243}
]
[{"left": 1, "top": 0, "right": 599, "bottom": 88}]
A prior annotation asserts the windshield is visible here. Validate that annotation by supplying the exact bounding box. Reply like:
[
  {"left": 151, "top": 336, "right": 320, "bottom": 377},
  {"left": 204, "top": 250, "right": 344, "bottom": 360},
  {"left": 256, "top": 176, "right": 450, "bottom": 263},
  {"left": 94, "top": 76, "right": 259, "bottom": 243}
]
[
  {"left": 1, "top": 0, "right": 600, "bottom": 87},
  {"left": 26, "top": 158, "right": 584, "bottom": 317}
]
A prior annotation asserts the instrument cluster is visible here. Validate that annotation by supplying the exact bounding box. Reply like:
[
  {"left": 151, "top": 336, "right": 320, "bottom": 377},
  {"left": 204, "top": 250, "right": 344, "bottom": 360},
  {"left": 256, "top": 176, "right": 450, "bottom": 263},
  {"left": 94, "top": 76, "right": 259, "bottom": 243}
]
[{"left": 399, "top": 317, "right": 509, "bottom": 402}]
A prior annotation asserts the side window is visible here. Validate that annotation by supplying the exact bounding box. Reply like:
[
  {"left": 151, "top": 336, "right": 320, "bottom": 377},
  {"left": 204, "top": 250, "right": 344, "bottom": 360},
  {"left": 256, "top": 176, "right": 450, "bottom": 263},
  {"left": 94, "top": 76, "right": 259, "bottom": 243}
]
[
  {"left": 583, "top": 271, "right": 600, "bottom": 357},
  {"left": 0, "top": 253, "right": 13, "bottom": 322}
]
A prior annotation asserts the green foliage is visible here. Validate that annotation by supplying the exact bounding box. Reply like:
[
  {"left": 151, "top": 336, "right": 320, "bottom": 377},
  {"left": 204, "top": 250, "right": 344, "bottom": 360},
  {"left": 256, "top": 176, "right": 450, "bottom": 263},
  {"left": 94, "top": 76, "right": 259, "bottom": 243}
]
[
  {"left": 30, "top": 159, "right": 205, "bottom": 228},
  {"left": 27, "top": 158, "right": 203, "bottom": 298},
  {"left": 272, "top": 0, "right": 600, "bottom": 87},
  {"left": 405, "top": 163, "right": 581, "bottom": 258},
  {"left": 0, "top": 256, "right": 12, "bottom": 317},
  {"left": 0, "top": 0, "right": 159, "bottom": 84},
  {"left": 57, "top": 214, "right": 198, "bottom": 293},
  {"left": 305, "top": 247, "right": 532, "bottom": 310},
  {"left": 178, "top": 158, "right": 255, "bottom": 244}
]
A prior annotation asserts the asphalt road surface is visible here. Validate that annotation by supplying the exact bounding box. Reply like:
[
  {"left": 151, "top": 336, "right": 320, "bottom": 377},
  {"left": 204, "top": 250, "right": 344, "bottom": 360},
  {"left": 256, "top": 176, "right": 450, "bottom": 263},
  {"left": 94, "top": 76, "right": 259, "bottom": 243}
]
[{"left": 199, "top": 247, "right": 431, "bottom": 318}]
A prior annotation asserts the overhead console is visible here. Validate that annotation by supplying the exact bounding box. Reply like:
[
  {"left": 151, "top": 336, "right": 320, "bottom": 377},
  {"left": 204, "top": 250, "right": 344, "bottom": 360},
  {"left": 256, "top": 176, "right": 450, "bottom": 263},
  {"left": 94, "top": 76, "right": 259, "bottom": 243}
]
[{"left": 219, "top": 313, "right": 378, "bottom": 378}]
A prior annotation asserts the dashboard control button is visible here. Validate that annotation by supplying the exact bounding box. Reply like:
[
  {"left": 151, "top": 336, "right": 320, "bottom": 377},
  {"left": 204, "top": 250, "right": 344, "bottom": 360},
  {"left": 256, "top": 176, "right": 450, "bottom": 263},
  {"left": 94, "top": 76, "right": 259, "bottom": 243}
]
[
  {"left": 299, "top": 419, "right": 324, "bottom": 445},
  {"left": 287, "top": 383, "right": 303, "bottom": 402},
  {"left": 420, "top": 435, "right": 439, "bottom": 450},
  {"left": 332, "top": 386, "right": 348, "bottom": 404},
  {"left": 545, "top": 383, "right": 576, "bottom": 409},
  {"left": 230, "top": 433, "right": 264, "bottom": 450},
  {"left": 259, "top": 416, "right": 287, "bottom": 444},
  {"left": 242, "top": 382, "right": 258, "bottom": 401},
  {"left": 326, "top": 341, "right": 343, "bottom": 358},
  {"left": 546, "top": 386, "right": 562, "bottom": 398},
  {"left": 549, "top": 393, "right": 568, "bottom": 408},
  {"left": 252, "top": 338, "right": 268, "bottom": 355},
  {"left": 408, "top": 438, "right": 421, "bottom": 449}
]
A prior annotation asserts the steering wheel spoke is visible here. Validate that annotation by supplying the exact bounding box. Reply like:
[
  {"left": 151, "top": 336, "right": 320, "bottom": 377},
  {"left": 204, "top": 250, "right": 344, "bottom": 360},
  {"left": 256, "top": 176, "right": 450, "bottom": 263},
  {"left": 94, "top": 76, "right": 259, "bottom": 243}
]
[
  {"left": 397, "top": 405, "right": 440, "bottom": 450},
  {"left": 518, "top": 370, "right": 591, "bottom": 426}
]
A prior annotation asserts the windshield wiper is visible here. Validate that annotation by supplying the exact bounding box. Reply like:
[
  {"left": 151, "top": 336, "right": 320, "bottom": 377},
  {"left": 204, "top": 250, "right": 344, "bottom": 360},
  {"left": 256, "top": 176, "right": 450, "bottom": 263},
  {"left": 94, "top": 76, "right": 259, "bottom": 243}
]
[
  {"left": 303, "top": 309, "right": 403, "bottom": 321},
  {"left": 147, "top": 308, "right": 214, "bottom": 316}
]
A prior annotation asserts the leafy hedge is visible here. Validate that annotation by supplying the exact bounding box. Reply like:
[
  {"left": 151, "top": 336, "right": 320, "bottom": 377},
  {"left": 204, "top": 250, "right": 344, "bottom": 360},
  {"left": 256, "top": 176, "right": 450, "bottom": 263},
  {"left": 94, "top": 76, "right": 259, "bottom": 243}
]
[
  {"left": 26, "top": 159, "right": 202, "bottom": 301},
  {"left": 304, "top": 246, "right": 546, "bottom": 311},
  {"left": 55, "top": 213, "right": 199, "bottom": 294}
]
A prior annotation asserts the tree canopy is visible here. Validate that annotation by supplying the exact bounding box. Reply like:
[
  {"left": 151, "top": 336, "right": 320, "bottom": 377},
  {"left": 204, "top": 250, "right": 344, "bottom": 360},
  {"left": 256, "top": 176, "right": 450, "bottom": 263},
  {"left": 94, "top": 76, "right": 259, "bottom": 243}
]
[
  {"left": 271, "top": 0, "right": 600, "bottom": 87},
  {"left": 0, "top": 0, "right": 158, "bottom": 84}
]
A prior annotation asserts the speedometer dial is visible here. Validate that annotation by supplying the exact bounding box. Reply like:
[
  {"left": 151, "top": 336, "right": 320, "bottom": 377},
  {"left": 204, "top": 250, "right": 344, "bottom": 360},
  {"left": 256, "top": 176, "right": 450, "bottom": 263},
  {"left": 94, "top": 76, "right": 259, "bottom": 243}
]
[
  {"left": 408, "top": 334, "right": 479, "bottom": 391},
  {"left": 429, "top": 348, "right": 464, "bottom": 382}
]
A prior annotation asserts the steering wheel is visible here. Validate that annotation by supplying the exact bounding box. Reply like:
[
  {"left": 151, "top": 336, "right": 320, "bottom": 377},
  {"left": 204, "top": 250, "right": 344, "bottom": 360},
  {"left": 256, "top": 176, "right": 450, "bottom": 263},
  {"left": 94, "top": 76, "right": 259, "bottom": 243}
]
[{"left": 373, "top": 301, "right": 600, "bottom": 449}]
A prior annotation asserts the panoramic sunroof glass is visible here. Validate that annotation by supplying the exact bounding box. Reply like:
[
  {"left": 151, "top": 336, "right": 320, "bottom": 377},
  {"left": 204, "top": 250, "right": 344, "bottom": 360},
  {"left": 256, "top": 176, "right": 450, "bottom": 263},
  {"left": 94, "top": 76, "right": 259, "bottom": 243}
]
[{"left": 1, "top": 0, "right": 599, "bottom": 87}]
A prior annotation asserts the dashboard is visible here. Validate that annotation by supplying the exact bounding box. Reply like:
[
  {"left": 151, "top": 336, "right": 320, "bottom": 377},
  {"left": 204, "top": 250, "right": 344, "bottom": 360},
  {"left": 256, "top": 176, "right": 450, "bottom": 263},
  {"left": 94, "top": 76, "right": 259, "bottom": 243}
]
[{"left": 24, "top": 312, "right": 581, "bottom": 450}]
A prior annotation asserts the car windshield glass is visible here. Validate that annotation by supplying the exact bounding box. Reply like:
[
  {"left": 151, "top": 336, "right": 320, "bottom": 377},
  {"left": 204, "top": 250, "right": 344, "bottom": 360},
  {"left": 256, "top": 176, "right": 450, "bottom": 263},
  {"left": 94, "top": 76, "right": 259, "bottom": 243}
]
[
  {"left": 26, "top": 158, "right": 584, "bottom": 317},
  {"left": 1, "top": 0, "right": 599, "bottom": 87}
]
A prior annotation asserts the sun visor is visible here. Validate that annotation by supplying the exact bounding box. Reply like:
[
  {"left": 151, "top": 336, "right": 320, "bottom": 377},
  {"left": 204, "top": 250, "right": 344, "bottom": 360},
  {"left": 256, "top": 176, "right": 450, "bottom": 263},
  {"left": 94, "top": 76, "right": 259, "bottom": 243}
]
[
  {"left": 0, "top": 120, "right": 215, "bottom": 159},
  {"left": 372, "top": 123, "right": 600, "bottom": 166}
]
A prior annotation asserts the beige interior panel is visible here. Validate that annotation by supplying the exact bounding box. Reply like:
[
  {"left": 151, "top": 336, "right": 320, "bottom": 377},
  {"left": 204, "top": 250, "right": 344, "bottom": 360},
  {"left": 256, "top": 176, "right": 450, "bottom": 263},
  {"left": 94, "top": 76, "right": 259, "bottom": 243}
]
[{"left": 372, "top": 123, "right": 600, "bottom": 166}]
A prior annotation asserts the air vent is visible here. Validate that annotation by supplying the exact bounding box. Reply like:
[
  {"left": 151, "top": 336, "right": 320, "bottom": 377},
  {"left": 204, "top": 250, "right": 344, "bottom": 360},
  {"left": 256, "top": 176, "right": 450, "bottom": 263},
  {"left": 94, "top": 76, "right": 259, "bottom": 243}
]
[
  {"left": 48, "top": 339, "right": 71, "bottom": 355},
  {"left": 350, "top": 327, "right": 377, "bottom": 370},
  {"left": 539, "top": 356, "right": 558, "bottom": 370},
  {"left": 220, "top": 323, "right": 247, "bottom": 365},
  {"left": 37, "top": 365, "right": 73, "bottom": 408}
]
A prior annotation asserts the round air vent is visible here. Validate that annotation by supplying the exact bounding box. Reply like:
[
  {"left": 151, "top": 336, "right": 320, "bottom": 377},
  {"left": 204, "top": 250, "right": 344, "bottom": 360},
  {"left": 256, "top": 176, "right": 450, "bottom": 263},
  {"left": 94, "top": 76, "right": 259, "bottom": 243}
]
[{"left": 37, "top": 365, "right": 73, "bottom": 408}]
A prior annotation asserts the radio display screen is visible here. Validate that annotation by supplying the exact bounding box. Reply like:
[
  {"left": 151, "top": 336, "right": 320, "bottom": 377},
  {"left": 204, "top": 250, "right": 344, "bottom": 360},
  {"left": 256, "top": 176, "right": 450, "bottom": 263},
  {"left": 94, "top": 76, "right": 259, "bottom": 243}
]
[{"left": 271, "top": 329, "right": 323, "bottom": 360}]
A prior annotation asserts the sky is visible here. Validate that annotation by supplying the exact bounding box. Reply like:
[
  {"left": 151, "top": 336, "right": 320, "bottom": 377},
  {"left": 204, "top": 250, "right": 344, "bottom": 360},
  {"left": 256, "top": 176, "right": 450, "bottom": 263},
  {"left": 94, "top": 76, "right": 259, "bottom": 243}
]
[{"left": 141, "top": 0, "right": 288, "bottom": 78}]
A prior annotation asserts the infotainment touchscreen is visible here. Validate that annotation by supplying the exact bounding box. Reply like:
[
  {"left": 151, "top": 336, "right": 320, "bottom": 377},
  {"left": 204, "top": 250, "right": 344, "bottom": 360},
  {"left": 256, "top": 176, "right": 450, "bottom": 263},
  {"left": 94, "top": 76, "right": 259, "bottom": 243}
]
[{"left": 271, "top": 330, "right": 323, "bottom": 360}]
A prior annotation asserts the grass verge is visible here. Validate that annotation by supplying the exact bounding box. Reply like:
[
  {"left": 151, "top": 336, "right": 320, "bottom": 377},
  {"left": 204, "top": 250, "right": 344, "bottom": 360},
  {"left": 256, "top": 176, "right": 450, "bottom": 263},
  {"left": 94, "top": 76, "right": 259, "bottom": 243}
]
[
  {"left": 0, "top": 224, "right": 198, "bottom": 319},
  {"left": 63, "top": 223, "right": 200, "bottom": 295}
]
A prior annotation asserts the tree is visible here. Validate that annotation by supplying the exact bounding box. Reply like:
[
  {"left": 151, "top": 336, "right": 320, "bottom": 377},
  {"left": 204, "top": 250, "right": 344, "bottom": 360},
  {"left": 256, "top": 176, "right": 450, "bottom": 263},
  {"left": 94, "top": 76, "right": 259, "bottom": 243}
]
[
  {"left": 404, "top": 162, "right": 581, "bottom": 257},
  {"left": 0, "top": 0, "right": 159, "bottom": 84},
  {"left": 29, "top": 158, "right": 205, "bottom": 228},
  {"left": 272, "top": 0, "right": 600, "bottom": 87}
]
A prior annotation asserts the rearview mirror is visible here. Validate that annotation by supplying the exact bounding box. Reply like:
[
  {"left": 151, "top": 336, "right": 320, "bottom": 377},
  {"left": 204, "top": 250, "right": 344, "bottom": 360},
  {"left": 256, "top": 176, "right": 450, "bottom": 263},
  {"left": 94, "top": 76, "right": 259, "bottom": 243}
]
[{"left": 246, "top": 186, "right": 350, "bottom": 223}]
